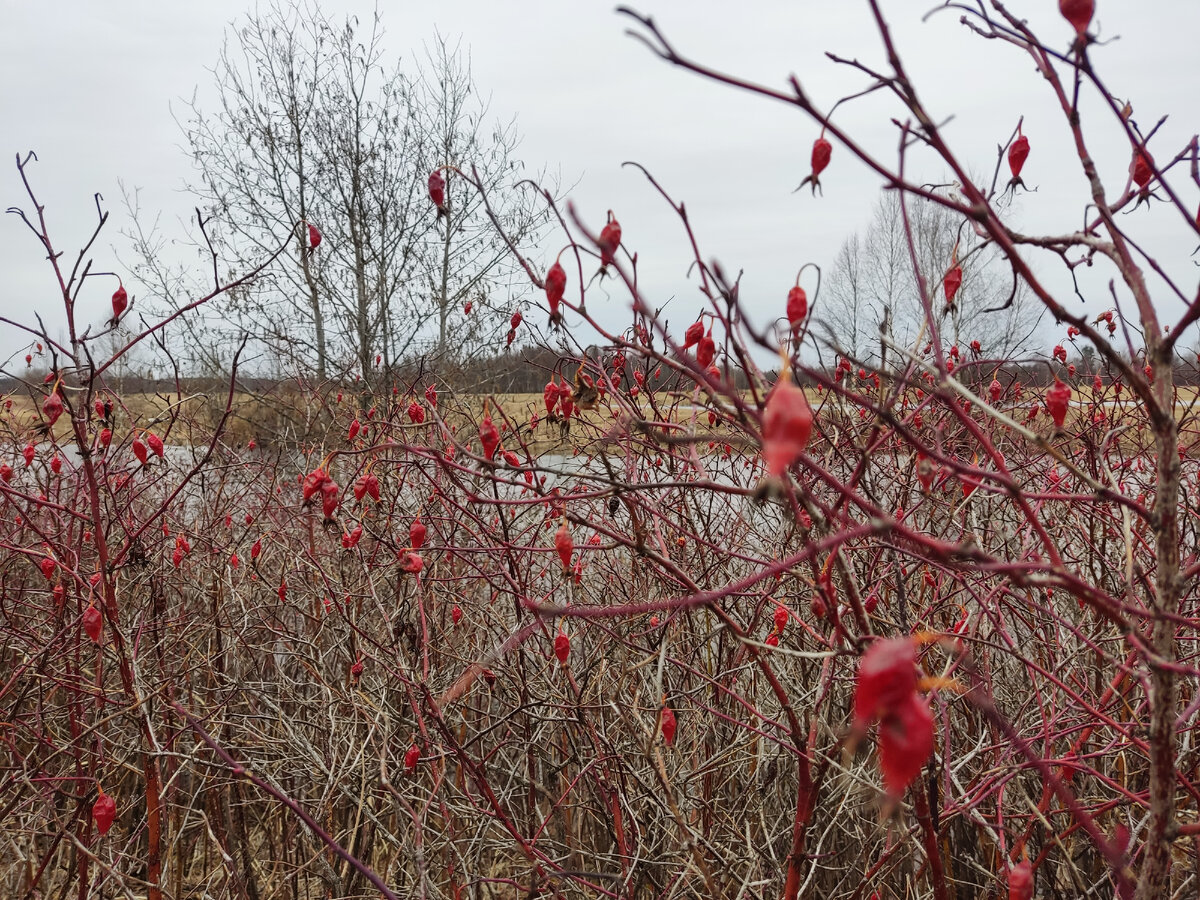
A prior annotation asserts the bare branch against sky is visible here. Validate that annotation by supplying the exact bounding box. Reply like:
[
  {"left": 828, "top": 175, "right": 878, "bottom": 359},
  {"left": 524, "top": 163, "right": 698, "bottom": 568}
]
[{"left": 2, "top": 1, "right": 1197, "bottom": 361}]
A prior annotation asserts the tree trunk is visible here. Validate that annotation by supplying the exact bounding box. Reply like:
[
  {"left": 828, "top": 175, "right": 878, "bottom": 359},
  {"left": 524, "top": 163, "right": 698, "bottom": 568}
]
[
  {"left": 1135, "top": 342, "right": 1181, "bottom": 899},
  {"left": 437, "top": 203, "right": 453, "bottom": 358}
]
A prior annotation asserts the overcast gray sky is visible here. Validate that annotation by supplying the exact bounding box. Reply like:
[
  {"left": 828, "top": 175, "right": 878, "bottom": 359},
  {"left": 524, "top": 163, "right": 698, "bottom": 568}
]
[{"left": 2, "top": 0, "right": 1198, "bottom": 366}]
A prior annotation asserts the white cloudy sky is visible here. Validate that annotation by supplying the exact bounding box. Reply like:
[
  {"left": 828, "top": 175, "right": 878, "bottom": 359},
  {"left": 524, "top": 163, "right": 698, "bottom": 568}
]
[{"left": 2, "top": 0, "right": 1198, "bottom": 366}]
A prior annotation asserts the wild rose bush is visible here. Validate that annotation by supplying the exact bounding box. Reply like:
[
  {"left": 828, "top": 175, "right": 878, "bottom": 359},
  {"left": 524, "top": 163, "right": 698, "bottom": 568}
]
[{"left": 4, "top": 3, "right": 1200, "bottom": 899}]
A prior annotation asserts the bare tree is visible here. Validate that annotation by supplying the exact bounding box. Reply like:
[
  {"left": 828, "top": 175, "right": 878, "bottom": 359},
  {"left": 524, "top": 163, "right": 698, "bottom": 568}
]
[
  {"left": 820, "top": 191, "right": 1043, "bottom": 365},
  {"left": 169, "top": 0, "right": 546, "bottom": 382},
  {"left": 410, "top": 37, "right": 549, "bottom": 359}
]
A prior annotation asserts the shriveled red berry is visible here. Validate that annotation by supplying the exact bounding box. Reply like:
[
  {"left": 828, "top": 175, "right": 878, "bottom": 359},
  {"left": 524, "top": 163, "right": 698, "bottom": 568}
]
[
  {"left": 796, "top": 136, "right": 832, "bottom": 194},
  {"left": 811, "top": 137, "right": 831, "bottom": 179},
  {"left": 545, "top": 261, "right": 566, "bottom": 322},
  {"left": 696, "top": 327, "right": 716, "bottom": 369},
  {"left": 786, "top": 286, "right": 807, "bottom": 334},
  {"left": 660, "top": 705, "right": 677, "bottom": 747},
  {"left": 854, "top": 638, "right": 919, "bottom": 728},
  {"left": 1046, "top": 379, "right": 1071, "bottom": 428},
  {"left": 1008, "top": 133, "right": 1030, "bottom": 180},
  {"left": 83, "top": 604, "right": 103, "bottom": 643},
  {"left": 302, "top": 468, "right": 329, "bottom": 502},
  {"left": 943, "top": 264, "right": 963, "bottom": 307},
  {"left": 111, "top": 284, "right": 128, "bottom": 322},
  {"left": 479, "top": 412, "right": 500, "bottom": 460},
  {"left": 428, "top": 170, "right": 446, "bottom": 214},
  {"left": 1131, "top": 149, "right": 1154, "bottom": 189},
  {"left": 42, "top": 391, "right": 64, "bottom": 427},
  {"left": 597, "top": 213, "right": 622, "bottom": 267},
  {"left": 853, "top": 637, "right": 934, "bottom": 796},
  {"left": 1008, "top": 858, "right": 1033, "bottom": 900},
  {"left": 409, "top": 518, "right": 426, "bottom": 550},
  {"left": 93, "top": 791, "right": 116, "bottom": 835},
  {"left": 1059, "top": 0, "right": 1093, "bottom": 35},
  {"left": 554, "top": 521, "right": 573, "bottom": 570},
  {"left": 877, "top": 693, "right": 934, "bottom": 795},
  {"left": 554, "top": 631, "right": 570, "bottom": 664},
  {"left": 319, "top": 481, "right": 338, "bottom": 518},
  {"left": 761, "top": 371, "right": 813, "bottom": 477},
  {"left": 353, "top": 474, "right": 369, "bottom": 502}
]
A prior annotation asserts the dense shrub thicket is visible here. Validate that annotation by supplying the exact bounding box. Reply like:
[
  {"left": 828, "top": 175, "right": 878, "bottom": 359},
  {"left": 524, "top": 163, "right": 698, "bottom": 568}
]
[{"left": 4, "top": 3, "right": 1200, "bottom": 899}]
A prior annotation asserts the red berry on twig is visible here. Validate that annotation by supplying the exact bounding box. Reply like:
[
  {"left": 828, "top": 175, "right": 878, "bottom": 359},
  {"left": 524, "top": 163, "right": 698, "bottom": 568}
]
[
  {"left": 795, "top": 135, "right": 832, "bottom": 195},
  {"left": 554, "top": 631, "right": 570, "bottom": 664},
  {"left": 110, "top": 283, "right": 128, "bottom": 324},
  {"left": 660, "top": 705, "right": 677, "bottom": 747},
  {"left": 1059, "top": 0, "right": 1094, "bottom": 36},
  {"left": 93, "top": 790, "right": 116, "bottom": 835},
  {"left": 428, "top": 170, "right": 446, "bottom": 215},
  {"left": 762, "top": 368, "right": 813, "bottom": 478},
  {"left": 786, "top": 286, "right": 807, "bottom": 335},
  {"left": 545, "top": 261, "right": 566, "bottom": 324},
  {"left": 597, "top": 212, "right": 622, "bottom": 268}
]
